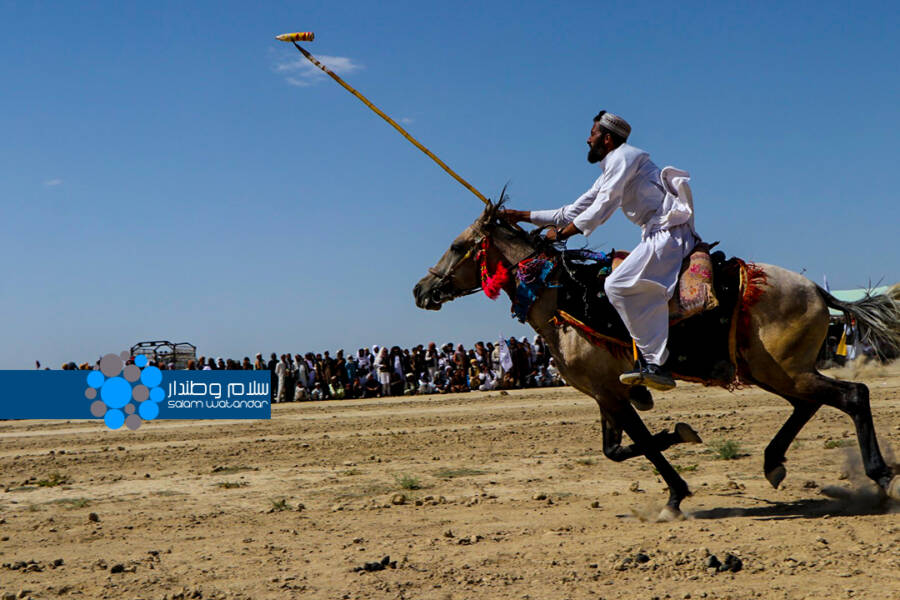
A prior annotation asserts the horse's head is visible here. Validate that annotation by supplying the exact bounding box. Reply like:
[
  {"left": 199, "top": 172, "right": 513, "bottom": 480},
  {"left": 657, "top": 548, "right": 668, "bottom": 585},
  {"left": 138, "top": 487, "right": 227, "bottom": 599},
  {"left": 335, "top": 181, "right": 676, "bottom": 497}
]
[{"left": 413, "top": 196, "right": 541, "bottom": 310}]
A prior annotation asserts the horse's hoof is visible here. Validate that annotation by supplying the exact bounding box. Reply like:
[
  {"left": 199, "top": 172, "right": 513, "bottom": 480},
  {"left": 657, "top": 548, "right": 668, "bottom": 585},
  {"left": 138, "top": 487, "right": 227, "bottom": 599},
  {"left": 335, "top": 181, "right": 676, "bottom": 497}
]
[
  {"left": 675, "top": 422, "right": 702, "bottom": 444},
  {"left": 656, "top": 505, "right": 685, "bottom": 522},
  {"left": 765, "top": 465, "right": 787, "bottom": 489},
  {"left": 887, "top": 475, "right": 900, "bottom": 501}
]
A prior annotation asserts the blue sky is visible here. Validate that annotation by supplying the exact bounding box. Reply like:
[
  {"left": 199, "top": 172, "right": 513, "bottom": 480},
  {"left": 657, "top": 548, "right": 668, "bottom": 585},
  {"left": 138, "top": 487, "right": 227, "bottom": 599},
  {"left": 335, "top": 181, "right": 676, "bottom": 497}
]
[{"left": 1, "top": 1, "right": 897, "bottom": 368}]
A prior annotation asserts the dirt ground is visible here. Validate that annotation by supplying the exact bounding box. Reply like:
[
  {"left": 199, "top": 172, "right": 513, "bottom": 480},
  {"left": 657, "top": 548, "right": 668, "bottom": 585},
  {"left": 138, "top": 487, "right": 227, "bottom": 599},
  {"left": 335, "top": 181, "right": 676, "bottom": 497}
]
[{"left": 2, "top": 364, "right": 899, "bottom": 600}]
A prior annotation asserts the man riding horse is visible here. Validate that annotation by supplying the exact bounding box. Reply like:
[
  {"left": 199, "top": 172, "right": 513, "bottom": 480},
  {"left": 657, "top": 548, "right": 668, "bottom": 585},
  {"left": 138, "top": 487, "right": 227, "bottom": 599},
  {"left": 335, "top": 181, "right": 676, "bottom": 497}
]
[{"left": 502, "top": 111, "right": 699, "bottom": 392}]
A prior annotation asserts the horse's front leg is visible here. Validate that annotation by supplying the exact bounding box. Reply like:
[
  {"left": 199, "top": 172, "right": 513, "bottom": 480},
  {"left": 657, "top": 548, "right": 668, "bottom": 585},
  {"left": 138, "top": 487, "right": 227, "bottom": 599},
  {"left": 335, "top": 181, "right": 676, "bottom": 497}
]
[
  {"left": 601, "top": 416, "right": 702, "bottom": 462},
  {"left": 608, "top": 404, "right": 693, "bottom": 520}
]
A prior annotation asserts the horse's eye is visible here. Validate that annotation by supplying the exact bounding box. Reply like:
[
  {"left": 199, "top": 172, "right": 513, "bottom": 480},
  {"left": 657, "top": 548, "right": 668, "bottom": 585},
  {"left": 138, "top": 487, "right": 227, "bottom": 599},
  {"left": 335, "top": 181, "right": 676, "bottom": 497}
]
[{"left": 450, "top": 244, "right": 466, "bottom": 254}]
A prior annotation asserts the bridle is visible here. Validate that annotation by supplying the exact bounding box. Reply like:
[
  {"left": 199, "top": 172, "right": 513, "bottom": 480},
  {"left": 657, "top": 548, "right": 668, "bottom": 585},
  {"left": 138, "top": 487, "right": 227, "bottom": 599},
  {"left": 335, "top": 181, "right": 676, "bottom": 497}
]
[
  {"left": 427, "top": 230, "right": 487, "bottom": 299},
  {"left": 425, "top": 219, "right": 538, "bottom": 303}
]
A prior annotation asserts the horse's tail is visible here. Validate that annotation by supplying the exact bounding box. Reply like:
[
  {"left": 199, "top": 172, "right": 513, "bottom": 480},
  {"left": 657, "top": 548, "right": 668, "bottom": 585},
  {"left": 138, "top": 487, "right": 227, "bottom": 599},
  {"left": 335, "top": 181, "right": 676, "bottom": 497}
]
[{"left": 817, "top": 284, "right": 900, "bottom": 362}]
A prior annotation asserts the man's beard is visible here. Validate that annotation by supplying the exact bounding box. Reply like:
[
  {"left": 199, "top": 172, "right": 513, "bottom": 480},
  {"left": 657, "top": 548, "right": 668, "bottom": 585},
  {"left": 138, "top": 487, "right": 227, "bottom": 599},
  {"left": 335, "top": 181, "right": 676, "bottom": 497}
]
[{"left": 587, "top": 141, "right": 607, "bottom": 164}]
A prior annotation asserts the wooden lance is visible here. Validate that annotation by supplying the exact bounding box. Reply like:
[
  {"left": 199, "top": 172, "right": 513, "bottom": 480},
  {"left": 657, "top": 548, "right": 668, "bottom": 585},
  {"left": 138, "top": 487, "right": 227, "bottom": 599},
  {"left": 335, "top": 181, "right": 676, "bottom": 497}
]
[{"left": 276, "top": 31, "right": 491, "bottom": 206}]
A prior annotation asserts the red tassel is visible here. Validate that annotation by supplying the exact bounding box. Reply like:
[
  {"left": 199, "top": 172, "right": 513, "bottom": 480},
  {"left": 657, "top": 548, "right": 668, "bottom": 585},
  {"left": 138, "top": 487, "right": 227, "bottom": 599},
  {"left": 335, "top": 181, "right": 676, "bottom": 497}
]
[
  {"left": 476, "top": 237, "right": 510, "bottom": 300},
  {"left": 482, "top": 259, "right": 509, "bottom": 299},
  {"left": 737, "top": 261, "right": 769, "bottom": 338},
  {"left": 742, "top": 262, "right": 768, "bottom": 307}
]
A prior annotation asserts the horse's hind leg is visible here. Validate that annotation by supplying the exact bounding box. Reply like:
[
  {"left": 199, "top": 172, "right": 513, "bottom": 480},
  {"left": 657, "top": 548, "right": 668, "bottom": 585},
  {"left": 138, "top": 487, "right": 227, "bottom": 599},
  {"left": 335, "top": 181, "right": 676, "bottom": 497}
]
[
  {"left": 602, "top": 417, "right": 702, "bottom": 462},
  {"left": 794, "top": 372, "right": 895, "bottom": 492},
  {"left": 762, "top": 398, "right": 820, "bottom": 489},
  {"left": 737, "top": 266, "right": 897, "bottom": 495}
]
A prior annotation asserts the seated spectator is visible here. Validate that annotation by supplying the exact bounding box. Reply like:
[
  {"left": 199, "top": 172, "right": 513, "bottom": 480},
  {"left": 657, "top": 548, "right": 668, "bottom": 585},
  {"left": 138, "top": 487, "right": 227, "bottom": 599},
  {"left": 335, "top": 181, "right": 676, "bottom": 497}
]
[
  {"left": 329, "top": 376, "right": 345, "bottom": 400},
  {"left": 294, "top": 381, "right": 309, "bottom": 401},
  {"left": 478, "top": 368, "right": 498, "bottom": 391},
  {"left": 310, "top": 381, "right": 325, "bottom": 401},
  {"left": 499, "top": 371, "right": 517, "bottom": 390},
  {"left": 523, "top": 366, "right": 537, "bottom": 388},
  {"left": 363, "top": 373, "right": 381, "bottom": 398},
  {"left": 346, "top": 377, "right": 362, "bottom": 399},
  {"left": 449, "top": 368, "right": 469, "bottom": 393},
  {"left": 469, "top": 371, "right": 483, "bottom": 391},
  {"left": 417, "top": 373, "right": 437, "bottom": 395},
  {"left": 403, "top": 372, "right": 417, "bottom": 395},
  {"left": 468, "top": 358, "right": 479, "bottom": 378},
  {"left": 432, "top": 368, "right": 450, "bottom": 393}
]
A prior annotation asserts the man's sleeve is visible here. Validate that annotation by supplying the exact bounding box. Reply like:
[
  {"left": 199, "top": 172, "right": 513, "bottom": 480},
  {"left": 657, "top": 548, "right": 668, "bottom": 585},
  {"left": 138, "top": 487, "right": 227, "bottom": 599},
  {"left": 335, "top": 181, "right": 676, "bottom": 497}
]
[
  {"left": 529, "top": 175, "right": 605, "bottom": 228},
  {"left": 571, "top": 152, "right": 629, "bottom": 237}
]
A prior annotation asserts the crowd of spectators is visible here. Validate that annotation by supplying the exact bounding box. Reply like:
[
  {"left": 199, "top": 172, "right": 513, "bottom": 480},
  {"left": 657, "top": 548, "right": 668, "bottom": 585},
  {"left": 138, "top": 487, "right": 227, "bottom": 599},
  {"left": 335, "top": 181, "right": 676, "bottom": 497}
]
[{"left": 50, "top": 337, "right": 564, "bottom": 401}]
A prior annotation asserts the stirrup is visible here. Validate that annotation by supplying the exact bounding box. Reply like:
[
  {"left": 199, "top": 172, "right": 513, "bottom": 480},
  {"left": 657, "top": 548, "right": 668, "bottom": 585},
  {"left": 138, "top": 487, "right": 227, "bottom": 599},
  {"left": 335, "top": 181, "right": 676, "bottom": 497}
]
[
  {"left": 620, "top": 354, "right": 647, "bottom": 387},
  {"left": 641, "top": 364, "right": 676, "bottom": 391},
  {"left": 619, "top": 368, "right": 645, "bottom": 387},
  {"left": 620, "top": 345, "right": 675, "bottom": 392},
  {"left": 619, "top": 361, "right": 675, "bottom": 392}
]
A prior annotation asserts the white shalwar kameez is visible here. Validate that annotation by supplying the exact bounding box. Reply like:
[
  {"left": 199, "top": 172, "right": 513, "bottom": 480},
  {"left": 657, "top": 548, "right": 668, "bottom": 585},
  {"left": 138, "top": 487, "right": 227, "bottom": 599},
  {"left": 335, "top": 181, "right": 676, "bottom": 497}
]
[{"left": 530, "top": 143, "right": 700, "bottom": 366}]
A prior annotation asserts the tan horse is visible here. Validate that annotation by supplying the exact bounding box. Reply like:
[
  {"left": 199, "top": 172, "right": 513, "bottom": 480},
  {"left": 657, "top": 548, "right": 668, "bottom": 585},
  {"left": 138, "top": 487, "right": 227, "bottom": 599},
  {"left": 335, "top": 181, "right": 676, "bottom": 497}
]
[{"left": 413, "top": 201, "right": 900, "bottom": 520}]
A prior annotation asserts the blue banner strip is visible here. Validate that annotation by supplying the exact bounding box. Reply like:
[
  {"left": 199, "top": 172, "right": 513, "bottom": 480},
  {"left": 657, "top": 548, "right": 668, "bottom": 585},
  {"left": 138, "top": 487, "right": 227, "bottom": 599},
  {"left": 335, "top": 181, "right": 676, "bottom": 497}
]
[{"left": 0, "top": 371, "right": 271, "bottom": 420}]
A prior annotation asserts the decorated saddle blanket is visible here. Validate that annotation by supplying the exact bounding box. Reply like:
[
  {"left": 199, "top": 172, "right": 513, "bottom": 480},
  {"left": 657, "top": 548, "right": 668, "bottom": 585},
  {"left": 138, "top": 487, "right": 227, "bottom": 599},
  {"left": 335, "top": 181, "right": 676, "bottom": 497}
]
[
  {"left": 610, "top": 243, "right": 720, "bottom": 323},
  {"left": 544, "top": 247, "right": 749, "bottom": 387}
]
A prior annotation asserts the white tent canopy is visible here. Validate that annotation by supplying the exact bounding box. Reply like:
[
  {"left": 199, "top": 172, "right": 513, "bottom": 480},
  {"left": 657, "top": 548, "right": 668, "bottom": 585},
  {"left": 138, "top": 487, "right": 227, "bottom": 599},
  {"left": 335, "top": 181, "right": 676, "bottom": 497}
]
[{"left": 827, "top": 285, "right": 892, "bottom": 317}]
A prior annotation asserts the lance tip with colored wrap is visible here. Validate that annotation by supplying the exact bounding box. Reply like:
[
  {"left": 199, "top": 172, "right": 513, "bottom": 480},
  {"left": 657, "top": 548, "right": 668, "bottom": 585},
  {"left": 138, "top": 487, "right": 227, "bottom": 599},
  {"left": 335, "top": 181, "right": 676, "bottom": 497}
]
[
  {"left": 276, "top": 32, "right": 315, "bottom": 42},
  {"left": 276, "top": 30, "right": 491, "bottom": 207}
]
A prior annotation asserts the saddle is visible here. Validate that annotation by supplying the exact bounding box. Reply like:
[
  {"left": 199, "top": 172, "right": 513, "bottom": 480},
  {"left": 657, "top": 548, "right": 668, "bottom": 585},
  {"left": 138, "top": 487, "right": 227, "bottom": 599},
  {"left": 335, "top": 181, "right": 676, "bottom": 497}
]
[
  {"left": 610, "top": 242, "right": 720, "bottom": 324},
  {"left": 553, "top": 245, "right": 745, "bottom": 386}
]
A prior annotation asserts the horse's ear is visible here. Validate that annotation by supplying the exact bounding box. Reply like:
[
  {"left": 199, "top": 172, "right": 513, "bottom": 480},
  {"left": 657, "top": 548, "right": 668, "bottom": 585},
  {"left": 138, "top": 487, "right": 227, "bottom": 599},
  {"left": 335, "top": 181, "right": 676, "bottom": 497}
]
[
  {"left": 480, "top": 200, "right": 499, "bottom": 227},
  {"left": 479, "top": 184, "right": 510, "bottom": 226}
]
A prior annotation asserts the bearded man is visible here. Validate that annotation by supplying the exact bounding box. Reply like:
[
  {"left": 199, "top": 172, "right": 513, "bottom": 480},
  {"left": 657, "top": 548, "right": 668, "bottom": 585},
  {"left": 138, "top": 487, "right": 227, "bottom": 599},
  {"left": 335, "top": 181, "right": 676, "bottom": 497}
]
[{"left": 501, "top": 111, "right": 700, "bottom": 391}]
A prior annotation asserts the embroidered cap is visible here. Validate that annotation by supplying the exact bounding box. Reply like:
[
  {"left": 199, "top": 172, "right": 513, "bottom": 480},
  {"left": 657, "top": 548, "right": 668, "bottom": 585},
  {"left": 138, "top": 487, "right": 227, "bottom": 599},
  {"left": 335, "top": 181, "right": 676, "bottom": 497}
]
[{"left": 598, "top": 112, "right": 631, "bottom": 140}]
